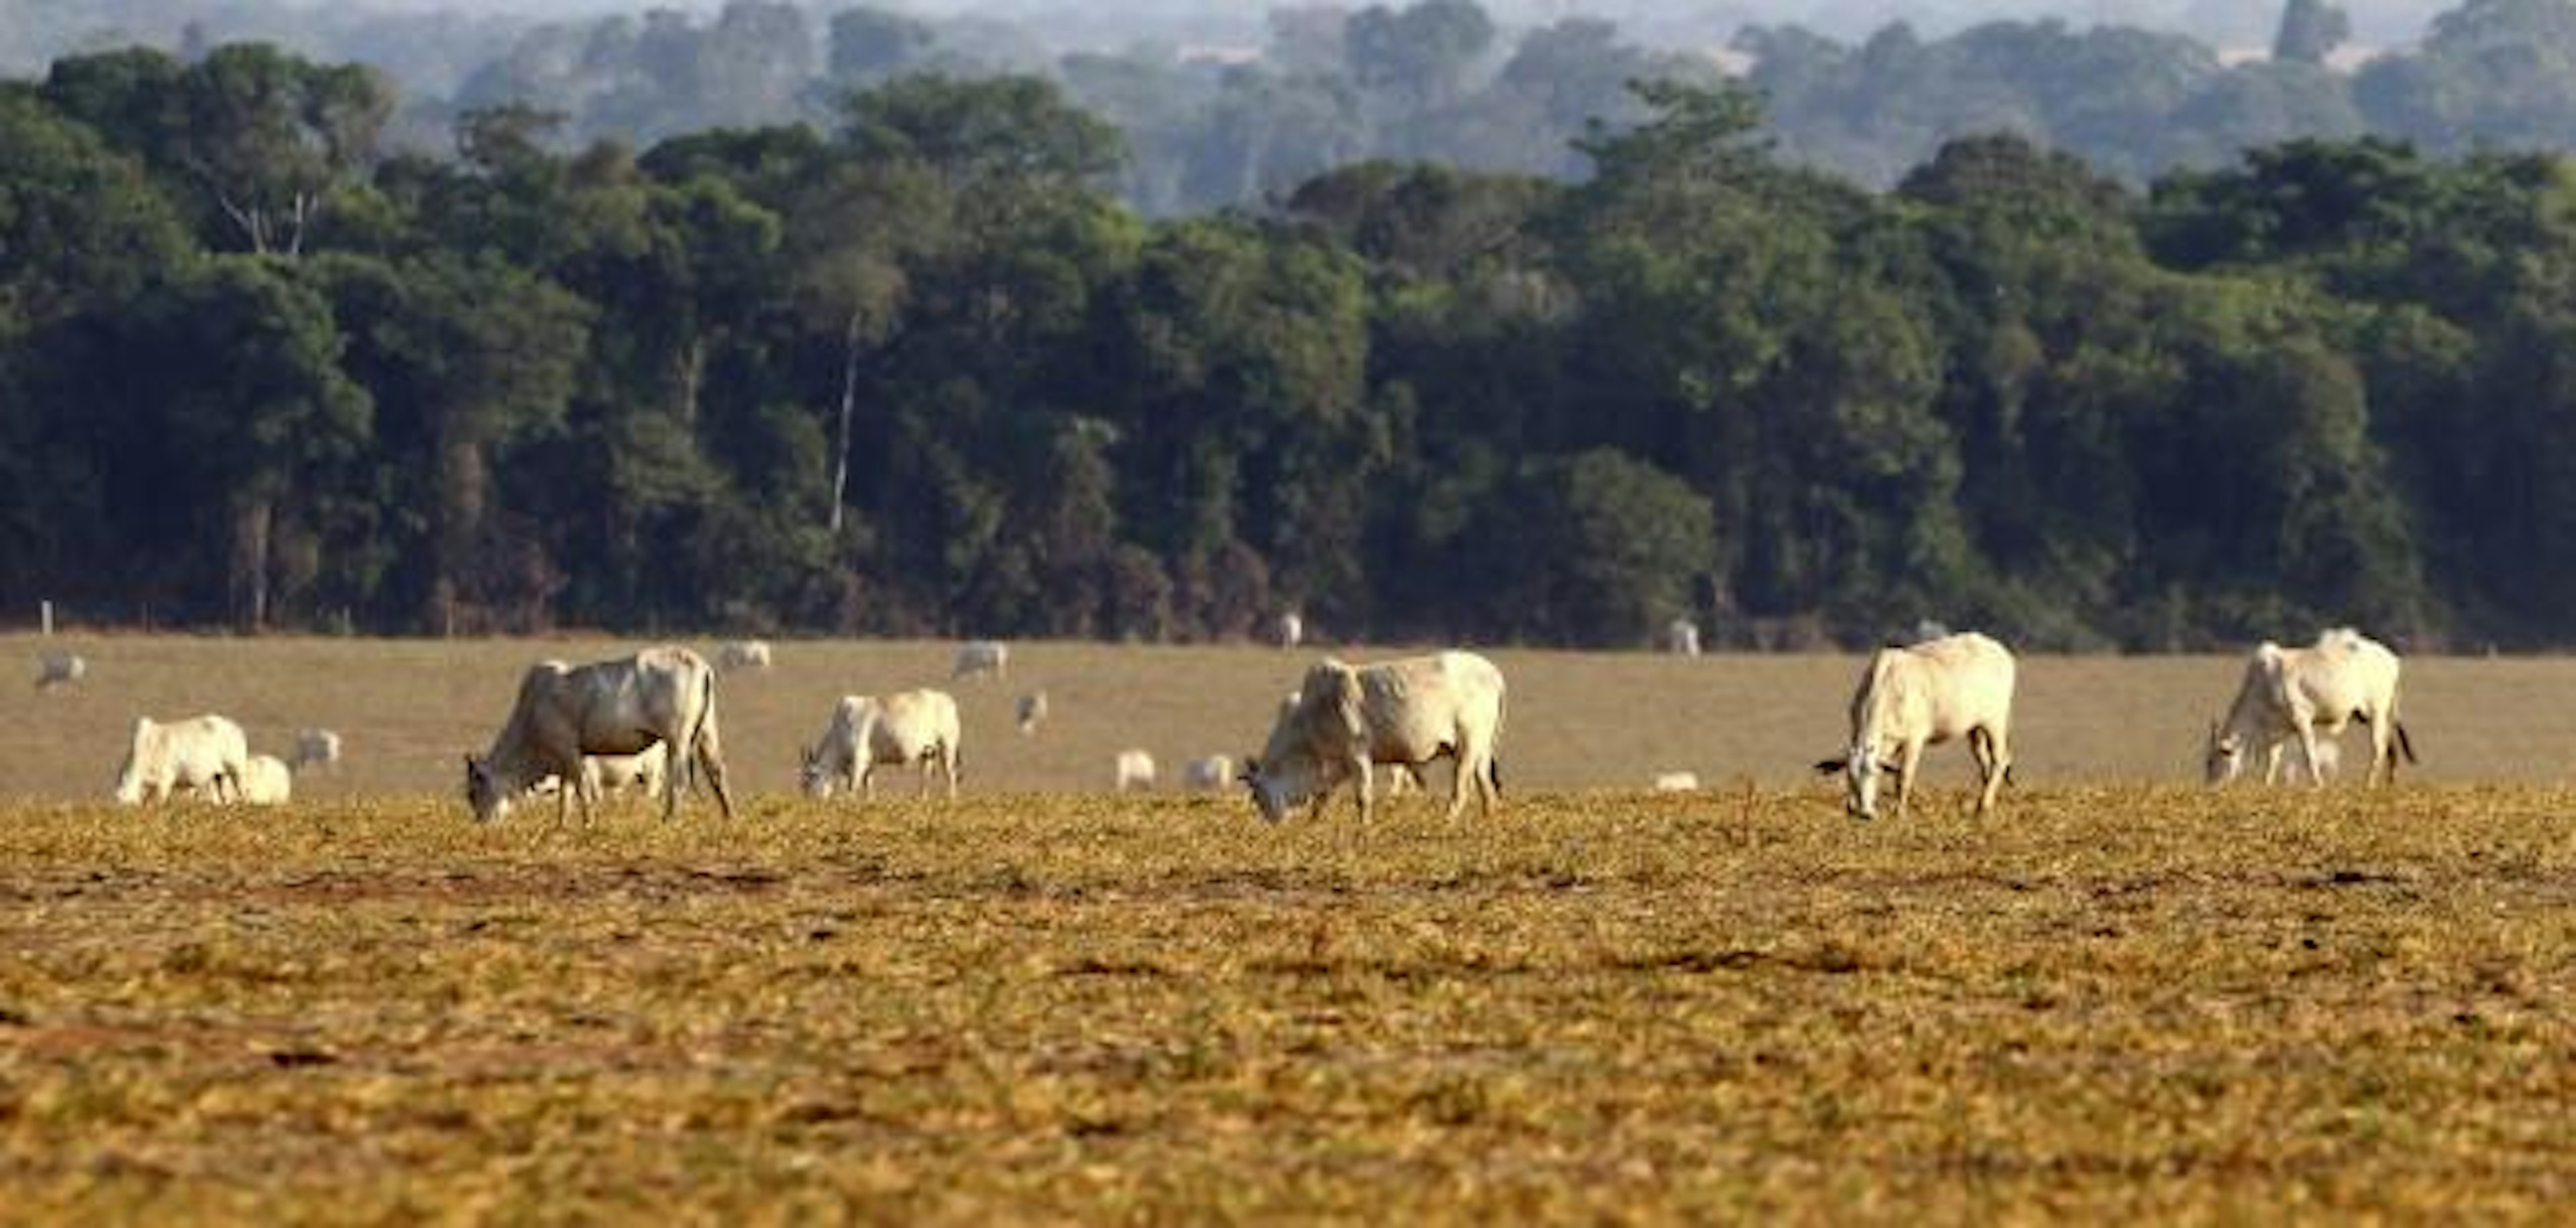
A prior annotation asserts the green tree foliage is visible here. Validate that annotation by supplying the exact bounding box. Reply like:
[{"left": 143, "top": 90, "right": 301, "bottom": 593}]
[{"left": 25, "top": 38, "right": 2576, "bottom": 649}]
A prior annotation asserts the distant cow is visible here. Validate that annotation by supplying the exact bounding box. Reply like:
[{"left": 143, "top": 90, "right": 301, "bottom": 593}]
[
  {"left": 1274, "top": 610, "right": 1305, "bottom": 649},
  {"left": 952, "top": 640, "right": 1008, "bottom": 681},
  {"left": 237, "top": 755, "right": 294, "bottom": 806},
  {"left": 464, "top": 646, "right": 734, "bottom": 824},
  {"left": 800, "top": 690, "right": 963, "bottom": 800},
  {"left": 1114, "top": 748, "right": 1157, "bottom": 791},
  {"left": 113, "top": 714, "right": 250, "bottom": 806},
  {"left": 1183, "top": 754, "right": 1235, "bottom": 792},
  {"left": 1652, "top": 771, "right": 1701, "bottom": 793},
  {"left": 2206, "top": 628, "right": 2414, "bottom": 788},
  {"left": 34, "top": 650, "right": 84, "bottom": 691},
  {"left": 1660, "top": 618, "right": 1701, "bottom": 657},
  {"left": 290, "top": 728, "right": 343, "bottom": 771},
  {"left": 1245, "top": 650, "right": 1506, "bottom": 824},
  {"left": 1016, "top": 691, "right": 1049, "bottom": 737},
  {"left": 716, "top": 640, "right": 773, "bottom": 672},
  {"left": 1814, "top": 631, "right": 2016, "bottom": 822}
]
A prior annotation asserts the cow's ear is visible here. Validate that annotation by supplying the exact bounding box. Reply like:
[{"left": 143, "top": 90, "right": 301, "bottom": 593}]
[{"left": 1812, "top": 757, "right": 1846, "bottom": 776}]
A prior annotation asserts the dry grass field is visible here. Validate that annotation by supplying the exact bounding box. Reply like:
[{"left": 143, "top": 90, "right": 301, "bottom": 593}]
[{"left": 3, "top": 636, "right": 2575, "bottom": 1220}]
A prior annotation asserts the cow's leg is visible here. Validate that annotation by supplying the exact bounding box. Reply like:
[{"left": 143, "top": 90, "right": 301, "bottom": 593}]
[
  {"left": 943, "top": 745, "right": 959, "bottom": 800},
  {"left": 1890, "top": 740, "right": 1922, "bottom": 820},
  {"left": 694, "top": 729, "right": 735, "bottom": 820},
  {"left": 1351, "top": 752, "right": 1377, "bottom": 824},
  {"left": 2292, "top": 720, "right": 2326, "bottom": 791},
  {"left": 1972, "top": 726, "right": 2010, "bottom": 816}
]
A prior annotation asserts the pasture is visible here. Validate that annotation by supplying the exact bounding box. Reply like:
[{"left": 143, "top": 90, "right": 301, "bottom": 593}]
[{"left": 2, "top": 637, "right": 2574, "bottom": 1218}]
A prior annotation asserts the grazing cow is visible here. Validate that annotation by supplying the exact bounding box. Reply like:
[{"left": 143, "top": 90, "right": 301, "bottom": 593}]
[
  {"left": 290, "top": 728, "right": 343, "bottom": 771},
  {"left": 1652, "top": 771, "right": 1701, "bottom": 793},
  {"left": 238, "top": 755, "right": 294, "bottom": 805},
  {"left": 1245, "top": 651, "right": 1507, "bottom": 825},
  {"left": 2205, "top": 628, "right": 2415, "bottom": 788},
  {"left": 113, "top": 714, "right": 250, "bottom": 806},
  {"left": 716, "top": 640, "right": 773, "bottom": 672},
  {"left": 1016, "top": 691, "right": 1049, "bottom": 737},
  {"left": 1813, "top": 631, "right": 2016, "bottom": 822},
  {"left": 951, "top": 640, "right": 1008, "bottom": 681},
  {"left": 800, "top": 690, "right": 963, "bottom": 800},
  {"left": 1274, "top": 610, "right": 1305, "bottom": 649},
  {"left": 1661, "top": 618, "right": 1702, "bottom": 657},
  {"left": 463, "top": 646, "right": 734, "bottom": 824},
  {"left": 1183, "top": 754, "right": 1235, "bottom": 793},
  {"left": 34, "top": 650, "right": 85, "bottom": 691},
  {"left": 1114, "top": 748, "right": 1157, "bottom": 791}
]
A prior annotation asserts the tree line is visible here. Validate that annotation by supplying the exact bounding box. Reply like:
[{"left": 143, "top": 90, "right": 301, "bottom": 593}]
[{"left": 7, "top": 40, "right": 2576, "bottom": 647}]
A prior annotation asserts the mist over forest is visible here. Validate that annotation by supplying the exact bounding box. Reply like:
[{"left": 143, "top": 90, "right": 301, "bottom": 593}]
[{"left": 1, "top": 0, "right": 2561, "bottom": 215}]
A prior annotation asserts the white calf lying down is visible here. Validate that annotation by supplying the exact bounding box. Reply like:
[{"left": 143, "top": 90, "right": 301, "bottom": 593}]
[{"left": 237, "top": 754, "right": 294, "bottom": 805}]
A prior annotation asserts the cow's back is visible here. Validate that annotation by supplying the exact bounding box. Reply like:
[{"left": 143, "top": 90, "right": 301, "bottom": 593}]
[
  {"left": 1357, "top": 651, "right": 1504, "bottom": 761},
  {"left": 873, "top": 689, "right": 961, "bottom": 759},
  {"left": 1860, "top": 632, "right": 2013, "bottom": 742}
]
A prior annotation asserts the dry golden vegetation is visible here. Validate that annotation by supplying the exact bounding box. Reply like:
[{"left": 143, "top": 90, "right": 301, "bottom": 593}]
[{"left": 2, "top": 638, "right": 2575, "bottom": 1219}]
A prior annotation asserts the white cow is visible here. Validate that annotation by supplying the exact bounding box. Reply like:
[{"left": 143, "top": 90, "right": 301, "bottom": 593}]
[
  {"left": 2206, "top": 628, "right": 2414, "bottom": 788},
  {"left": 1183, "top": 754, "right": 1235, "bottom": 792},
  {"left": 952, "top": 640, "right": 1008, "bottom": 681},
  {"left": 800, "top": 690, "right": 962, "bottom": 800},
  {"left": 1813, "top": 631, "right": 2016, "bottom": 822},
  {"left": 1661, "top": 618, "right": 1702, "bottom": 657},
  {"left": 113, "top": 714, "right": 250, "bottom": 806},
  {"left": 1652, "top": 771, "right": 1701, "bottom": 793},
  {"left": 290, "top": 728, "right": 343, "bottom": 771},
  {"left": 34, "top": 650, "right": 85, "bottom": 691},
  {"left": 716, "top": 640, "right": 773, "bottom": 672},
  {"left": 237, "top": 755, "right": 294, "bottom": 805},
  {"left": 531, "top": 744, "right": 669, "bottom": 801},
  {"left": 1245, "top": 651, "right": 1507, "bottom": 825},
  {"left": 1114, "top": 748, "right": 1157, "bottom": 791},
  {"left": 464, "top": 646, "right": 734, "bottom": 824},
  {"left": 1016, "top": 691, "right": 1049, "bottom": 737},
  {"left": 1274, "top": 610, "right": 1305, "bottom": 649}
]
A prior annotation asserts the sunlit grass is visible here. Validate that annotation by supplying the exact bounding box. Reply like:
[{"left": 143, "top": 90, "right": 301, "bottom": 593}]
[{"left": 3, "top": 785, "right": 2572, "bottom": 1219}]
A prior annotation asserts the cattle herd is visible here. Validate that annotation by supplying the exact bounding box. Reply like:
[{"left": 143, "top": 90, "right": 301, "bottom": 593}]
[{"left": 73, "top": 625, "right": 2421, "bottom": 819}]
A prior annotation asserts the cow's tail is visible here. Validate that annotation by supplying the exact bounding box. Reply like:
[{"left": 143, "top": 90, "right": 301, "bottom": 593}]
[
  {"left": 2395, "top": 720, "right": 2418, "bottom": 765},
  {"left": 690, "top": 663, "right": 735, "bottom": 817}
]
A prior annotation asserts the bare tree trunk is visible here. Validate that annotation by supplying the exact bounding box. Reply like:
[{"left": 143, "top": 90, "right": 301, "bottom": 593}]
[
  {"left": 829, "top": 310, "right": 863, "bottom": 535},
  {"left": 231, "top": 498, "right": 272, "bottom": 631}
]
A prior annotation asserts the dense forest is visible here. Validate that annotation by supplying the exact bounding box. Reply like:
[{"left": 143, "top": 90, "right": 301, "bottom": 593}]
[{"left": 11, "top": 24, "right": 2576, "bottom": 649}]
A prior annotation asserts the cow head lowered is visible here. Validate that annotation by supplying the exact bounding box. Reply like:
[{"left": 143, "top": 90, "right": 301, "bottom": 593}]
[
  {"left": 1243, "top": 663, "right": 1366, "bottom": 824},
  {"left": 2203, "top": 719, "right": 2247, "bottom": 785},
  {"left": 1812, "top": 746, "right": 1902, "bottom": 820},
  {"left": 463, "top": 755, "right": 514, "bottom": 824}
]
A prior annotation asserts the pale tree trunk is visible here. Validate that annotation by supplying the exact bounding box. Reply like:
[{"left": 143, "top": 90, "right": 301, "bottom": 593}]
[
  {"left": 428, "top": 427, "right": 486, "bottom": 633},
  {"left": 231, "top": 498, "right": 272, "bottom": 631},
  {"left": 829, "top": 310, "right": 863, "bottom": 535}
]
